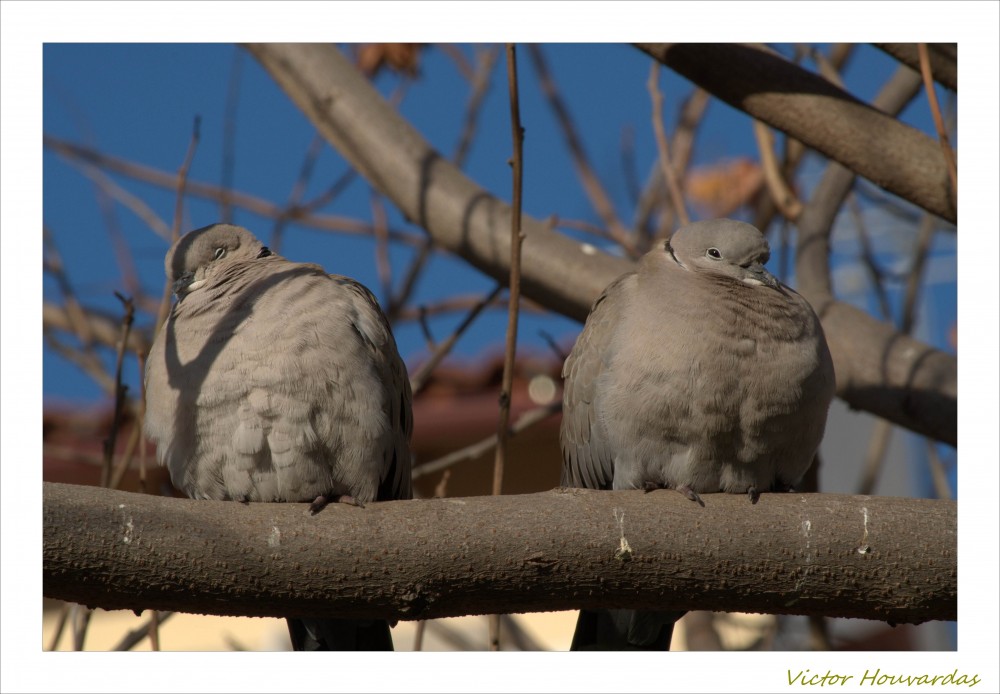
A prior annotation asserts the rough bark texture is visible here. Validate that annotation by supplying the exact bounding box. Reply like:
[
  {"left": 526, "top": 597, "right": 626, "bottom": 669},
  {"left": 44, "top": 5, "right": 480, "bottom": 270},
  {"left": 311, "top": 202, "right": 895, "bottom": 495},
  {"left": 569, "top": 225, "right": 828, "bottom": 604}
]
[
  {"left": 245, "top": 43, "right": 956, "bottom": 447},
  {"left": 44, "top": 482, "right": 956, "bottom": 625},
  {"left": 636, "top": 43, "right": 956, "bottom": 224}
]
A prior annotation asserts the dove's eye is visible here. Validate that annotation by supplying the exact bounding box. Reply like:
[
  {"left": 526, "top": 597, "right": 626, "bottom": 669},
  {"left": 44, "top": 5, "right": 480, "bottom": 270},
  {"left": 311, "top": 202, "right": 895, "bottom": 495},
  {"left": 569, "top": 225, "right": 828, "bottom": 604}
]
[
  {"left": 707, "top": 248, "right": 722, "bottom": 260},
  {"left": 214, "top": 247, "right": 227, "bottom": 261}
]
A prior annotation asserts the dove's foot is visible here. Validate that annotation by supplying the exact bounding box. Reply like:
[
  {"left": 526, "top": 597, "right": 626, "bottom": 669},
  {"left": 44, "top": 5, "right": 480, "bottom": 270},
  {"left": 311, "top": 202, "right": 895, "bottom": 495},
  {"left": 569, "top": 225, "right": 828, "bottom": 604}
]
[
  {"left": 747, "top": 486, "right": 760, "bottom": 505},
  {"left": 643, "top": 481, "right": 705, "bottom": 507},
  {"left": 676, "top": 484, "right": 705, "bottom": 507},
  {"left": 308, "top": 493, "right": 366, "bottom": 515}
]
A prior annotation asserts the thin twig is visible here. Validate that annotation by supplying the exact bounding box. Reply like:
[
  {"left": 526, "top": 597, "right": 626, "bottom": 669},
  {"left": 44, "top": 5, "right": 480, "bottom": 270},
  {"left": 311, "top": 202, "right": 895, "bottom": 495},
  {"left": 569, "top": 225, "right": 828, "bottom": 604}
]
[
  {"left": 108, "top": 424, "right": 142, "bottom": 491},
  {"left": 917, "top": 44, "right": 957, "bottom": 203},
  {"left": 809, "top": 614, "right": 833, "bottom": 651},
  {"left": 43, "top": 226, "right": 95, "bottom": 347},
  {"left": 271, "top": 134, "right": 324, "bottom": 254},
  {"left": 93, "top": 173, "right": 144, "bottom": 303},
  {"left": 752, "top": 120, "right": 803, "bottom": 221},
  {"left": 857, "top": 419, "right": 894, "bottom": 496},
  {"left": 438, "top": 43, "right": 475, "bottom": 83},
  {"left": 490, "top": 44, "right": 527, "bottom": 651},
  {"left": 220, "top": 48, "right": 244, "bottom": 223},
  {"left": 526, "top": 44, "right": 635, "bottom": 256},
  {"left": 370, "top": 192, "right": 393, "bottom": 302},
  {"left": 100, "top": 293, "right": 135, "bottom": 489},
  {"left": 620, "top": 125, "right": 640, "bottom": 208},
  {"left": 924, "top": 441, "right": 953, "bottom": 500},
  {"left": 154, "top": 119, "right": 201, "bottom": 336},
  {"left": 71, "top": 603, "right": 92, "bottom": 651},
  {"left": 753, "top": 43, "right": 853, "bottom": 234},
  {"left": 296, "top": 167, "right": 358, "bottom": 216},
  {"left": 396, "top": 293, "right": 547, "bottom": 322},
  {"left": 900, "top": 214, "right": 936, "bottom": 335},
  {"left": 112, "top": 611, "right": 175, "bottom": 651},
  {"left": 633, "top": 86, "right": 709, "bottom": 244},
  {"left": 495, "top": 43, "right": 525, "bottom": 500},
  {"left": 848, "top": 195, "right": 893, "bottom": 321},
  {"left": 500, "top": 614, "right": 546, "bottom": 651},
  {"left": 409, "top": 284, "right": 504, "bottom": 395},
  {"left": 171, "top": 117, "right": 200, "bottom": 242},
  {"left": 417, "top": 306, "right": 436, "bottom": 350},
  {"left": 44, "top": 330, "right": 116, "bottom": 394},
  {"left": 411, "top": 401, "right": 561, "bottom": 481},
  {"left": 810, "top": 47, "right": 846, "bottom": 89},
  {"left": 537, "top": 330, "right": 568, "bottom": 364},
  {"left": 452, "top": 44, "right": 500, "bottom": 168},
  {"left": 58, "top": 159, "right": 173, "bottom": 241},
  {"left": 44, "top": 135, "right": 424, "bottom": 247},
  {"left": 387, "top": 236, "right": 433, "bottom": 323},
  {"left": 47, "top": 604, "right": 71, "bottom": 651},
  {"left": 137, "top": 351, "right": 149, "bottom": 494},
  {"left": 43, "top": 301, "right": 151, "bottom": 355},
  {"left": 148, "top": 611, "right": 161, "bottom": 651},
  {"left": 647, "top": 63, "right": 691, "bottom": 227}
]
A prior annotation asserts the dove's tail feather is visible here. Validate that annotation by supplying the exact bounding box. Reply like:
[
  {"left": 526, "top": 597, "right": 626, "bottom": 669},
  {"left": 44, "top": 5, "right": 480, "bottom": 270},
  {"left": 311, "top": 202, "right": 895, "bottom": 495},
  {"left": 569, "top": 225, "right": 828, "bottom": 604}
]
[
  {"left": 287, "top": 617, "right": 394, "bottom": 651},
  {"left": 569, "top": 609, "right": 685, "bottom": 650}
]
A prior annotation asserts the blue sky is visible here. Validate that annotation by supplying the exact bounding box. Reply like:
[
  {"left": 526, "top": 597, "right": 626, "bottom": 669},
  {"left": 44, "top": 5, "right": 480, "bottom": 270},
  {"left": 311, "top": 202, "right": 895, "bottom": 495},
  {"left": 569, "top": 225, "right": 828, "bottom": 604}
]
[{"left": 41, "top": 41, "right": 954, "bottom": 404}]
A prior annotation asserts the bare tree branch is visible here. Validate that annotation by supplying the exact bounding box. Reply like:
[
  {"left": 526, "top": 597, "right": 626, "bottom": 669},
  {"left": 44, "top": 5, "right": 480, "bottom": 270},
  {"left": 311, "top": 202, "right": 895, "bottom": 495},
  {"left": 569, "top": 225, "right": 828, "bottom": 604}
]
[
  {"left": 43, "top": 482, "right": 956, "bottom": 625},
  {"left": 244, "top": 43, "right": 955, "bottom": 446},
  {"left": 245, "top": 42, "right": 633, "bottom": 323},
  {"left": 43, "top": 135, "right": 426, "bottom": 248},
  {"left": 636, "top": 43, "right": 956, "bottom": 224},
  {"left": 874, "top": 43, "right": 957, "bottom": 92},
  {"left": 795, "top": 65, "right": 957, "bottom": 447},
  {"left": 43, "top": 301, "right": 151, "bottom": 355}
]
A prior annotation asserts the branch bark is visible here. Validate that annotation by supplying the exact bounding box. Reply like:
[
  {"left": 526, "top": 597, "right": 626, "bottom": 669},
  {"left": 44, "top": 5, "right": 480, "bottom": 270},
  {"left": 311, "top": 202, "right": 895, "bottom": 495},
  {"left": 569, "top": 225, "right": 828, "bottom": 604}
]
[
  {"left": 44, "top": 482, "right": 955, "bottom": 625},
  {"left": 245, "top": 43, "right": 955, "bottom": 446},
  {"left": 796, "top": 65, "right": 957, "bottom": 446},
  {"left": 874, "top": 43, "right": 957, "bottom": 92},
  {"left": 635, "top": 43, "right": 956, "bottom": 224}
]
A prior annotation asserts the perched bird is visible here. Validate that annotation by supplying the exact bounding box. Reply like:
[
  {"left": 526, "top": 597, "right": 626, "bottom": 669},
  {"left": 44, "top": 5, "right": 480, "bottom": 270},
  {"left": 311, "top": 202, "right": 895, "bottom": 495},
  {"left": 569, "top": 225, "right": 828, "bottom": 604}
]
[
  {"left": 560, "top": 218, "right": 835, "bottom": 650},
  {"left": 144, "top": 223, "right": 412, "bottom": 650}
]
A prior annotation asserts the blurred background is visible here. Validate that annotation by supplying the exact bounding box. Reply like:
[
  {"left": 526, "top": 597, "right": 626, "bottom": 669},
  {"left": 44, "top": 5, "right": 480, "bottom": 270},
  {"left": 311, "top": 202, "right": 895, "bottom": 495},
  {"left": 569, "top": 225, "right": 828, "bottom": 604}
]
[{"left": 41, "top": 41, "right": 957, "bottom": 651}]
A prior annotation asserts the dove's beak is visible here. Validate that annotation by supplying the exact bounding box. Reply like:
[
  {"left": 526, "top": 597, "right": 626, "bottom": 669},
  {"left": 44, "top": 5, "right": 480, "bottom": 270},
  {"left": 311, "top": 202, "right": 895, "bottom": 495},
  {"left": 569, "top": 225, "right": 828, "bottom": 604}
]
[
  {"left": 744, "top": 263, "right": 781, "bottom": 290},
  {"left": 172, "top": 271, "right": 206, "bottom": 297}
]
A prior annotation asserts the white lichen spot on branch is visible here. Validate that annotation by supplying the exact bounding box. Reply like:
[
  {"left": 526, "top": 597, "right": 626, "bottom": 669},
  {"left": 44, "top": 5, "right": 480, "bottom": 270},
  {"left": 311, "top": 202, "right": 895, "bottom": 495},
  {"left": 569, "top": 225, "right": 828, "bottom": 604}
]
[
  {"left": 118, "top": 504, "right": 134, "bottom": 545},
  {"left": 858, "top": 507, "right": 872, "bottom": 555},
  {"left": 613, "top": 507, "right": 632, "bottom": 562}
]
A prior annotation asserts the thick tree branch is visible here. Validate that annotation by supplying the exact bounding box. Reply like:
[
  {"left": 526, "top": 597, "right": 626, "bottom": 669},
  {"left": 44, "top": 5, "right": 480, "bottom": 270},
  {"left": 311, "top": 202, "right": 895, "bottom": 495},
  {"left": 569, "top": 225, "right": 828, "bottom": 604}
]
[
  {"left": 636, "top": 43, "right": 956, "bottom": 224},
  {"left": 44, "top": 482, "right": 955, "bottom": 625},
  {"left": 796, "top": 65, "right": 957, "bottom": 446},
  {"left": 245, "top": 43, "right": 956, "bottom": 446},
  {"left": 245, "top": 43, "right": 632, "bottom": 323},
  {"left": 874, "top": 43, "right": 957, "bottom": 92}
]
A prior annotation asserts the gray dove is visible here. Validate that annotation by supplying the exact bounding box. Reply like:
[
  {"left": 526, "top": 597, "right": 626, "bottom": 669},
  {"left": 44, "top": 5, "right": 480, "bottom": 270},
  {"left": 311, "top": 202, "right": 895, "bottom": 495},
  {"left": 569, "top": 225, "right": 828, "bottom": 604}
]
[
  {"left": 560, "top": 218, "right": 835, "bottom": 650},
  {"left": 144, "top": 223, "right": 412, "bottom": 651}
]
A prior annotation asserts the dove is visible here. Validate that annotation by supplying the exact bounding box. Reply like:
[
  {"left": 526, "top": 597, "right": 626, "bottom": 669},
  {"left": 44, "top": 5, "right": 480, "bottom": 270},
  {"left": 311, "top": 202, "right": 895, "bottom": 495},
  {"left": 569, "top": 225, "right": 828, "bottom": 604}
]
[
  {"left": 144, "top": 223, "right": 412, "bottom": 650},
  {"left": 560, "top": 218, "right": 835, "bottom": 650}
]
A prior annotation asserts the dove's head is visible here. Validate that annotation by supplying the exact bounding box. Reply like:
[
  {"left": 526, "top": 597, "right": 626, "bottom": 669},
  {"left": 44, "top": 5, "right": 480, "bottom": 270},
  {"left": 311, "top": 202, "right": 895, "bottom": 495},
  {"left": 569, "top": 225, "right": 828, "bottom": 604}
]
[
  {"left": 165, "top": 223, "right": 272, "bottom": 296},
  {"left": 659, "top": 218, "right": 780, "bottom": 290}
]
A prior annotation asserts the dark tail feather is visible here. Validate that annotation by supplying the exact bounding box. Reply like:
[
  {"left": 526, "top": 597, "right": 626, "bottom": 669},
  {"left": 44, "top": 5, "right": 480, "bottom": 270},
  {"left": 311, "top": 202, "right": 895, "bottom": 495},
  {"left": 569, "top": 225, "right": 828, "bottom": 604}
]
[
  {"left": 569, "top": 609, "right": 685, "bottom": 650},
  {"left": 287, "top": 617, "right": 394, "bottom": 651}
]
